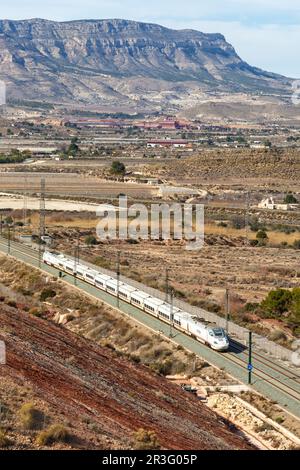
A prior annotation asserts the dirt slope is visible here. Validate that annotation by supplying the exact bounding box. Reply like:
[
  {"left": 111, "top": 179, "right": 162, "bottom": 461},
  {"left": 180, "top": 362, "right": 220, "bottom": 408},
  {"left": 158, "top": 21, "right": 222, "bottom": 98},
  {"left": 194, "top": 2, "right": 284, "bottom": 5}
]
[{"left": 0, "top": 304, "right": 253, "bottom": 450}]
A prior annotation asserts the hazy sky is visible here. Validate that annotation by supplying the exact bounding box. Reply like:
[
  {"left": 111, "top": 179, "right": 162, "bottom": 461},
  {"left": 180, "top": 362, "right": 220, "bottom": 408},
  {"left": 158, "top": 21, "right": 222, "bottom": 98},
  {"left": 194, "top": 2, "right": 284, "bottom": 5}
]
[{"left": 1, "top": 0, "right": 300, "bottom": 77}]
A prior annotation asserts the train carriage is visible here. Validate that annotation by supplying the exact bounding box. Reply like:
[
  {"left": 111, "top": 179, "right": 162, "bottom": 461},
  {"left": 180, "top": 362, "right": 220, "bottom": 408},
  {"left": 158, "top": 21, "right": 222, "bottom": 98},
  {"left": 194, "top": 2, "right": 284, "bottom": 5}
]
[{"left": 42, "top": 251, "right": 229, "bottom": 352}]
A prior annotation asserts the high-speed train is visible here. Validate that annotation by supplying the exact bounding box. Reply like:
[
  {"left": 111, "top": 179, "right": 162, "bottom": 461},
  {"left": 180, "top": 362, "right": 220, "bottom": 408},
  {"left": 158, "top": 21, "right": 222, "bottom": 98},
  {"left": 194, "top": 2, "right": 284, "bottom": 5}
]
[{"left": 43, "top": 251, "right": 230, "bottom": 351}]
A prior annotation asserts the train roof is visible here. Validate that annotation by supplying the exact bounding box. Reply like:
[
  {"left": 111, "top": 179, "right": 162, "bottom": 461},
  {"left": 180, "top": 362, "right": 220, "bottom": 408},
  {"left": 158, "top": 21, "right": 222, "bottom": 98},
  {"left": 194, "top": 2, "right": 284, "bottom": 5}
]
[
  {"left": 119, "top": 284, "right": 137, "bottom": 293},
  {"left": 144, "top": 297, "right": 165, "bottom": 306},
  {"left": 131, "top": 290, "right": 151, "bottom": 300}
]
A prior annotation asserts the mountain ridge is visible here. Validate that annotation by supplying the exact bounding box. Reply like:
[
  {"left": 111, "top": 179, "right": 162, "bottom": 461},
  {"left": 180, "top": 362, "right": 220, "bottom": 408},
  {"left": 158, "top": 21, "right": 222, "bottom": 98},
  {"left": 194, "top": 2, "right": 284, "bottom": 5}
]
[{"left": 0, "top": 18, "right": 293, "bottom": 113}]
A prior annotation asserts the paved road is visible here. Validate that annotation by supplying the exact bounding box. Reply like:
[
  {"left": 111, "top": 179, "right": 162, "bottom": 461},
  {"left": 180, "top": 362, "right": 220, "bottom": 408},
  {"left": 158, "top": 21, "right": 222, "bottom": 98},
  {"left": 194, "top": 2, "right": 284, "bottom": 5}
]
[{"left": 0, "top": 236, "right": 299, "bottom": 418}]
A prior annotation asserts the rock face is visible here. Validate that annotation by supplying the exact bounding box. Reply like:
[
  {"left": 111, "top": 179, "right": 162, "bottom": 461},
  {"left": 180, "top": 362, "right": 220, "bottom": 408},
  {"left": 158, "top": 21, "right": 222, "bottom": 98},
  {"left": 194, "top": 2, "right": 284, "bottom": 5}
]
[{"left": 0, "top": 18, "right": 292, "bottom": 111}]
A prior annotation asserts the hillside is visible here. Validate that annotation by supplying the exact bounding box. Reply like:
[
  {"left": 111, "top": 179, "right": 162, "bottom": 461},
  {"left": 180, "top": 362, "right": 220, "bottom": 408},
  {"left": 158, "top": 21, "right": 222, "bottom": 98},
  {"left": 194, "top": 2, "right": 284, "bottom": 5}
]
[
  {"left": 0, "top": 301, "right": 254, "bottom": 450},
  {"left": 0, "top": 18, "right": 292, "bottom": 113}
]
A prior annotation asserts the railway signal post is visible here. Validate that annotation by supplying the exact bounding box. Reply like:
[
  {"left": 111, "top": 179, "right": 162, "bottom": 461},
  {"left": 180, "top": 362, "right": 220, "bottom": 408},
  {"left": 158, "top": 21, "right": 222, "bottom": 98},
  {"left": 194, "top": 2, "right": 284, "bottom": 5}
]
[
  {"left": 7, "top": 225, "right": 10, "bottom": 254},
  {"left": 74, "top": 237, "right": 80, "bottom": 286},
  {"left": 248, "top": 331, "right": 253, "bottom": 385},
  {"left": 165, "top": 268, "right": 169, "bottom": 302},
  {"left": 116, "top": 251, "right": 120, "bottom": 309},
  {"left": 225, "top": 288, "right": 230, "bottom": 333},
  {"left": 169, "top": 289, "right": 174, "bottom": 338}
]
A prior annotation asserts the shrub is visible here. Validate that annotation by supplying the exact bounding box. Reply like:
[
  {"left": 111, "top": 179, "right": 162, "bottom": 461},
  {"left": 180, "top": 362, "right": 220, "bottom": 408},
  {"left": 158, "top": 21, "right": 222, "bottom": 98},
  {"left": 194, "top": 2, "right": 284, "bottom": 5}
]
[
  {"left": 93, "top": 256, "right": 111, "bottom": 269},
  {"left": 254, "top": 423, "right": 274, "bottom": 433},
  {"left": 36, "top": 424, "right": 70, "bottom": 446},
  {"left": 256, "top": 230, "right": 268, "bottom": 241},
  {"left": 244, "top": 302, "right": 259, "bottom": 312},
  {"left": 269, "top": 330, "right": 287, "bottom": 342},
  {"left": 0, "top": 430, "right": 10, "bottom": 448},
  {"left": 18, "top": 403, "right": 44, "bottom": 430},
  {"left": 261, "top": 289, "right": 293, "bottom": 317},
  {"left": 249, "top": 217, "right": 264, "bottom": 232},
  {"left": 275, "top": 416, "right": 285, "bottom": 424},
  {"left": 110, "top": 160, "right": 126, "bottom": 176},
  {"left": 133, "top": 428, "right": 160, "bottom": 450},
  {"left": 29, "top": 307, "right": 42, "bottom": 317},
  {"left": 85, "top": 235, "right": 97, "bottom": 246},
  {"left": 293, "top": 240, "right": 300, "bottom": 250},
  {"left": 40, "top": 288, "right": 56, "bottom": 302},
  {"left": 283, "top": 193, "right": 298, "bottom": 204},
  {"left": 231, "top": 216, "right": 246, "bottom": 230}
]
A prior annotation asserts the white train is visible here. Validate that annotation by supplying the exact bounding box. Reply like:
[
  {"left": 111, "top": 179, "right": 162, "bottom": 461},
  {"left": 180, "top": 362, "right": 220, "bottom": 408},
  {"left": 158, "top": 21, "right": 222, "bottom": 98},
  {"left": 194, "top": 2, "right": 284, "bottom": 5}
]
[{"left": 43, "top": 251, "right": 230, "bottom": 352}]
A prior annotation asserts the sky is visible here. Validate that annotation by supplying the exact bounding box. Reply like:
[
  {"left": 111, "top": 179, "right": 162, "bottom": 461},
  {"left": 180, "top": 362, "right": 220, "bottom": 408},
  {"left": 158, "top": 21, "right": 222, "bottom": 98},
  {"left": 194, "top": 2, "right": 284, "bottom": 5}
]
[{"left": 1, "top": 0, "right": 300, "bottom": 77}]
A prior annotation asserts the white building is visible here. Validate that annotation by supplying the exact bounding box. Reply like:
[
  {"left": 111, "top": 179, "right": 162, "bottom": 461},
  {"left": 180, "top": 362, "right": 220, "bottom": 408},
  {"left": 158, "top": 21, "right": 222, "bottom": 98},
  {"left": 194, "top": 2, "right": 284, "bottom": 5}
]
[{"left": 258, "top": 197, "right": 298, "bottom": 211}]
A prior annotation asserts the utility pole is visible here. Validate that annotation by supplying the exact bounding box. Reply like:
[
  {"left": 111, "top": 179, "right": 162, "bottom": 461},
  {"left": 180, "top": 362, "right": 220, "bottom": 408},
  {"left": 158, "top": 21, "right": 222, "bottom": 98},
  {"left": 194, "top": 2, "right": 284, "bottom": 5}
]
[
  {"left": 245, "top": 191, "right": 250, "bottom": 245},
  {"left": 23, "top": 176, "right": 28, "bottom": 227},
  {"left": 169, "top": 289, "right": 174, "bottom": 338},
  {"left": 7, "top": 225, "right": 10, "bottom": 254},
  {"left": 75, "top": 235, "right": 80, "bottom": 285},
  {"left": 248, "top": 331, "right": 253, "bottom": 385},
  {"left": 39, "top": 178, "right": 46, "bottom": 268},
  {"left": 116, "top": 251, "right": 120, "bottom": 308},
  {"left": 165, "top": 268, "right": 169, "bottom": 302},
  {"left": 225, "top": 288, "right": 230, "bottom": 333}
]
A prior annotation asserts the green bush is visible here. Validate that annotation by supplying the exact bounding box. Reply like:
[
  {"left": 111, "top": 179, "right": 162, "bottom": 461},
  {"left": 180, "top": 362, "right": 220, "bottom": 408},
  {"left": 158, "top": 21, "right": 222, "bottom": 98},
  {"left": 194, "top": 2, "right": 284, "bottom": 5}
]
[
  {"left": 283, "top": 194, "right": 298, "bottom": 204},
  {"left": 256, "top": 230, "right": 268, "bottom": 241},
  {"left": 85, "top": 235, "right": 97, "bottom": 246},
  {"left": 40, "top": 288, "right": 56, "bottom": 302},
  {"left": 259, "top": 287, "right": 300, "bottom": 324},
  {"left": 261, "top": 289, "right": 293, "bottom": 317},
  {"left": 111, "top": 160, "right": 126, "bottom": 176}
]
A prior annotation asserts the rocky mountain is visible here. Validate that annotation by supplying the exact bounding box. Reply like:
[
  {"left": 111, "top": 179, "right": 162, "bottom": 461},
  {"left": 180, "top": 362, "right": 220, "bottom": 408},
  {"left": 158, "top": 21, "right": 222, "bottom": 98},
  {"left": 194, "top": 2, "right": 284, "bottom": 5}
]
[{"left": 0, "top": 18, "right": 293, "bottom": 113}]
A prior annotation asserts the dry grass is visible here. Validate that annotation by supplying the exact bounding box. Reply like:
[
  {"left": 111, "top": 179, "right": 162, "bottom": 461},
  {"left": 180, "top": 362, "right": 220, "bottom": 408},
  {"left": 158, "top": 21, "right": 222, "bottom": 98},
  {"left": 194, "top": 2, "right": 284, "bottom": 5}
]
[
  {"left": 36, "top": 424, "right": 70, "bottom": 446},
  {"left": 205, "top": 223, "right": 300, "bottom": 245},
  {"left": 133, "top": 428, "right": 160, "bottom": 450},
  {"left": 0, "top": 430, "right": 10, "bottom": 448},
  {"left": 18, "top": 402, "right": 44, "bottom": 430}
]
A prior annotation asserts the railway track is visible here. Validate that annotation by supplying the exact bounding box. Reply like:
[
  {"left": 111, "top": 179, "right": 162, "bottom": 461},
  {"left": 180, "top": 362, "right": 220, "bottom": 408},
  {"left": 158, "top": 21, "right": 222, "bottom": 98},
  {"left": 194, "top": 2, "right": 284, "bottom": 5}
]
[
  {"left": 0, "top": 236, "right": 300, "bottom": 415},
  {"left": 230, "top": 340, "right": 300, "bottom": 384}
]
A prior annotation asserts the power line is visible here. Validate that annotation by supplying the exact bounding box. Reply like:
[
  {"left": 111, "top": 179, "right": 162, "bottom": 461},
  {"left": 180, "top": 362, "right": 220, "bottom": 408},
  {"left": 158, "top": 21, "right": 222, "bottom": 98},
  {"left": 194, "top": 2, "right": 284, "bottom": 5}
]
[
  {"left": 38, "top": 178, "right": 46, "bottom": 267},
  {"left": 23, "top": 176, "right": 28, "bottom": 227},
  {"left": 116, "top": 251, "right": 121, "bottom": 309}
]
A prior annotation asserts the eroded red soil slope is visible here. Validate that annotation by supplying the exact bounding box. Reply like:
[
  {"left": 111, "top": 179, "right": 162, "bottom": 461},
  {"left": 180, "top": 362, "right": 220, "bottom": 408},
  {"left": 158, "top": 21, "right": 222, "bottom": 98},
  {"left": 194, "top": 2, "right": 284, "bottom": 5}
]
[{"left": 0, "top": 305, "right": 253, "bottom": 450}]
